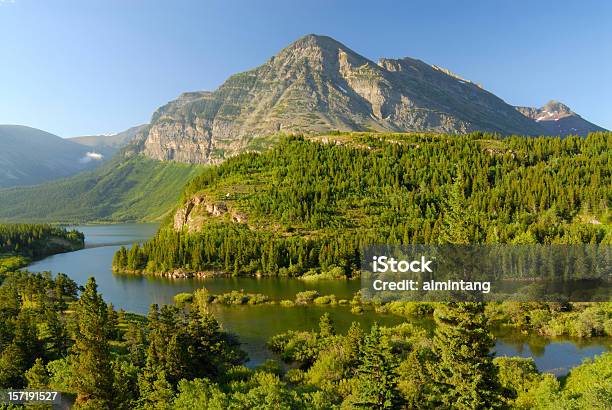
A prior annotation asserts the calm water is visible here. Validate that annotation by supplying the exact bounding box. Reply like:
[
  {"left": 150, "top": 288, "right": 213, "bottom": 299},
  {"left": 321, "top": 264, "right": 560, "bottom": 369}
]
[
  {"left": 27, "top": 224, "right": 610, "bottom": 371},
  {"left": 69, "top": 223, "right": 161, "bottom": 248}
]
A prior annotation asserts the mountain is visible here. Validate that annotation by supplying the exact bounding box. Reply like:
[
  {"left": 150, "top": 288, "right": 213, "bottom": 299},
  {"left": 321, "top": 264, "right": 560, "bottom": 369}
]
[
  {"left": 132, "top": 34, "right": 548, "bottom": 164},
  {"left": 516, "top": 101, "right": 606, "bottom": 137},
  {"left": 0, "top": 153, "right": 201, "bottom": 223},
  {"left": 0, "top": 125, "right": 105, "bottom": 188},
  {"left": 68, "top": 124, "right": 148, "bottom": 158}
]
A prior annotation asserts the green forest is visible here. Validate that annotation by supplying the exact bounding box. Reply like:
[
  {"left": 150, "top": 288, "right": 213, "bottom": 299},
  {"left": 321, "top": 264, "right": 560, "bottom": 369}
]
[
  {"left": 0, "top": 269, "right": 609, "bottom": 409},
  {"left": 114, "top": 132, "right": 611, "bottom": 276},
  {"left": 0, "top": 224, "right": 84, "bottom": 275},
  {"left": 1, "top": 132, "right": 610, "bottom": 409}
]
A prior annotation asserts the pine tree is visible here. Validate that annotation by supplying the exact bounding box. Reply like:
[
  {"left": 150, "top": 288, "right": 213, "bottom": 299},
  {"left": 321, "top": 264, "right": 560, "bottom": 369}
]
[
  {"left": 318, "top": 313, "right": 335, "bottom": 338},
  {"left": 12, "top": 311, "right": 42, "bottom": 370},
  {"left": 73, "top": 277, "right": 115, "bottom": 409},
  {"left": 429, "top": 302, "right": 503, "bottom": 409},
  {"left": 440, "top": 173, "right": 472, "bottom": 245},
  {"left": 0, "top": 343, "right": 27, "bottom": 388},
  {"left": 106, "top": 303, "right": 120, "bottom": 340},
  {"left": 124, "top": 321, "right": 147, "bottom": 367},
  {"left": 25, "top": 358, "right": 49, "bottom": 388},
  {"left": 342, "top": 322, "right": 364, "bottom": 374},
  {"left": 137, "top": 370, "right": 174, "bottom": 410},
  {"left": 353, "top": 324, "right": 402, "bottom": 409},
  {"left": 43, "top": 308, "right": 69, "bottom": 359}
]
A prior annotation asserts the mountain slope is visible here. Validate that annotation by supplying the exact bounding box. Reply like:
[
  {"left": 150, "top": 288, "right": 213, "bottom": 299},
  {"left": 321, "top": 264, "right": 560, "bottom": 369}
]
[
  {"left": 0, "top": 125, "right": 104, "bottom": 188},
  {"left": 516, "top": 100, "right": 606, "bottom": 137},
  {"left": 117, "top": 132, "right": 611, "bottom": 276},
  {"left": 69, "top": 124, "right": 148, "bottom": 158},
  {"left": 134, "top": 34, "right": 548, "bottom": 164},
  {"left": 0, "top": 152, "right": 202, "bottom": 223}
]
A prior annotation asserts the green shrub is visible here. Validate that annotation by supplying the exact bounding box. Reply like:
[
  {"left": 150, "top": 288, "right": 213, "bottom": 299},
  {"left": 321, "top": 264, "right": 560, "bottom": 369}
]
[
  {"left": 295, "top": 290, "right": 320, "bottom": 304},
  {"left": 174, "top": 293, "right": 194, "bottom": 306},
  {"left": 351, "top": 305, "right": 364, "bottom": 314},
  {"left": 299, "top": 266, "right": 346, "bottom": 281},
  {"left": 313, "top": 295, "right": 337, "bottom": 305},
  {"left": 211, "top": 290, "right": 270, "bottom": 305}
]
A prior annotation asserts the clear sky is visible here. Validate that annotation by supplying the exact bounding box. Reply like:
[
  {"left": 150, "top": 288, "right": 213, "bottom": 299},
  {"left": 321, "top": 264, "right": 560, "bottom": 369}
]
[{"left": 1, "top": 0, "right": 610, "bottom": 137}]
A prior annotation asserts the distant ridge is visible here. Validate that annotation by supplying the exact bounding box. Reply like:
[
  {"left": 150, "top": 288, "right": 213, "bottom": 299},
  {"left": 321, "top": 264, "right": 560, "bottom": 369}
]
[
  {"left": 516, "top": 100, "right": 606, "bottom": 137},
  {"left": 69, "top": 124, "right": 148, "bottom": 158},
  {"left": 0, "top": 125, "right": 104, "bottom": 188},
  {"left": 0, "top": 153, "right": 201, "bottom": 223}
]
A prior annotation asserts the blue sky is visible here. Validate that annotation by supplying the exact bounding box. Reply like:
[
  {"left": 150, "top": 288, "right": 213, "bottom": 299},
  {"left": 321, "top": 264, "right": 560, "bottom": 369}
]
[{"left": 1, "top": 0, "right": 610, "bottom": 136}]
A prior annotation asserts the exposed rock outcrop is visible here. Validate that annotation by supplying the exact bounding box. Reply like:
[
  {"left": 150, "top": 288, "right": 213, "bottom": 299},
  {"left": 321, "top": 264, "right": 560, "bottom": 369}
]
[{"left": 173, "top": 194, "right": 247, "bottom": 231}]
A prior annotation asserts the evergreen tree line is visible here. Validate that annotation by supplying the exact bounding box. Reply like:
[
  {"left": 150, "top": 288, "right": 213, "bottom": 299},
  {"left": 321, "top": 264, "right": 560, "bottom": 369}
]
[
  {"left": 0, "top": 271, "right": 79, "bottom": 388},
  {"left": 114, "top": 132, "right": 611, "bottom": 276},
  {"left": 0, "top": 223, "right": 84, "bottom": 259},
  {"left": 0, "top": 271, "right": 246, "bottom": 409}
]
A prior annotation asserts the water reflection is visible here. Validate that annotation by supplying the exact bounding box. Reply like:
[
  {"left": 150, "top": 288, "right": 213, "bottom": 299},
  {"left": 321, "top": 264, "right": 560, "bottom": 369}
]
[{"left": 495, "top": 337, "right": 610, "bottom": 376}]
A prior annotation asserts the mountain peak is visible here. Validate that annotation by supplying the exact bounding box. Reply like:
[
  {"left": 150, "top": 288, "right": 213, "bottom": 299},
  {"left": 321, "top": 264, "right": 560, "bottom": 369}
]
[
  {"left": 542, "top": 100, "right": 573, "bottom": 115},
  {"left": 288, "top": 34, "right": 346, "bottom": 50},
  {"left": 516, "top": 100, "right": 606, "bottom": 136},
  {"left": 276, "top": 34, "right": 366, "bottom": 66}
]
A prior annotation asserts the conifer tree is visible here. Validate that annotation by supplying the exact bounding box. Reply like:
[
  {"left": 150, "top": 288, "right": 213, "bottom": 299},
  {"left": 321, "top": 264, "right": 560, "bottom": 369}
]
[
  {"left": 343, "top": 321, "right": 364, "bottom": 374},
  {"left": 25, "top": 358, "right": 49, "bottom": 388},
  {"left": 73, "top": 277, "right": 115, "bottom": 409},
  {"left": 318, "top": 312, "right": 335, "bottom": 337},
  {"left": 124, "top": 321, "right": 147, "bottom": 367},
  {"left": 353, "top": 324, "right": 402, "bottom": 409},
  {"left": 12, "top": 311, "right": 42, "bottom": 370},
  {"left": 0, "top": 343, "right": 27, "bottom": 388},
  {"left": 137, "top": 370, "right": 174, "bottom": 410},
  {"left": 43, "top": 308, "right": 69, "bottom": 359},
  {"left": 440, "top": 173, "right": 472, "bottom": 245},
  {"left": 429, "top": 302, "right": 503, "bottom": 409},
  {"left": 106, "top": 303, "right": 120, "bottom": 340}
]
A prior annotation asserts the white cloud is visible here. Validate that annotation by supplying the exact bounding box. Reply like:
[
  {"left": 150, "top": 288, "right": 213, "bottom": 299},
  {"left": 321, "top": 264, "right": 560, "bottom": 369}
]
[{"left": 79, "top": 151, "right": 104, "bottom": 164}]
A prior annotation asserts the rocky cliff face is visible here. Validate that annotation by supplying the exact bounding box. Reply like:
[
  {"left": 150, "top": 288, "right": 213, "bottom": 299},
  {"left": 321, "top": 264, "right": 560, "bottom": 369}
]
[
  {"left": 133, "top": 34, "right": 557, "bottom": 164},
  {"left": 516, "top": 100, "right": 606, "bottom": 137},
  {"left": 173, "top": 194, "right": 247, "bottom": 232}
]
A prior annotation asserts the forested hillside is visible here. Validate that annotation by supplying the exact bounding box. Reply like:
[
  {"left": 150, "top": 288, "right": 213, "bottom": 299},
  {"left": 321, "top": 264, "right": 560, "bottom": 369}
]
[
  {"left": 0, "top": 224, "right": 83, "bottom": 258},
  {"left": 115, "top": 132, "right": 611, "bottom": 276},
  {"left": 0, "top": 155, "right": 202, "bottom": 224},
  {"left": 0, "top": 224, "right": 84, "bottom": 275}
]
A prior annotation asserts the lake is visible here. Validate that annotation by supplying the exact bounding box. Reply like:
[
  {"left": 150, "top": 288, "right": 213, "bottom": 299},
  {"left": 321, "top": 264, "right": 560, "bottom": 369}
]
[{"left": 27, "top": 224, "right": 610, "bottom": 373}]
